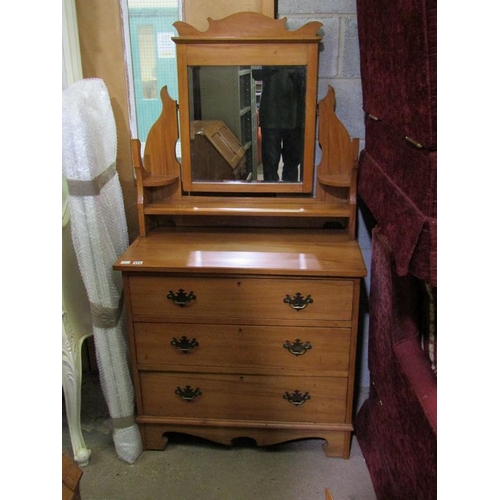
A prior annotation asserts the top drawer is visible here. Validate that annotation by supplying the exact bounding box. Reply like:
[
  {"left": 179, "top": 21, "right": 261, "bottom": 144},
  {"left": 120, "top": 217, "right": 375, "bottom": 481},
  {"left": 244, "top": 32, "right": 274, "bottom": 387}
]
[{"left": 127, "top": 275, "right": 354, "bottom": 324}]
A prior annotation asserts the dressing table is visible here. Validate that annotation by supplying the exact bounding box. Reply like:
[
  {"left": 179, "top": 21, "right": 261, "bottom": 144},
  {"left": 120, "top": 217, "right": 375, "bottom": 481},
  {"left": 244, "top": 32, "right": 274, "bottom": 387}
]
[{"left": 114, "top": 12, "right": 366, "bottom": 459}]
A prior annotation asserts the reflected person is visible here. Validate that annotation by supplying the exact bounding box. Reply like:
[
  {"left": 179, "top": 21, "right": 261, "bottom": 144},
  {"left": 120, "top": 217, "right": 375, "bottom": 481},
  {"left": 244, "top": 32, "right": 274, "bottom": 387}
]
[{"left": 253, "top": 66, "right": 306, "bottom": 182}]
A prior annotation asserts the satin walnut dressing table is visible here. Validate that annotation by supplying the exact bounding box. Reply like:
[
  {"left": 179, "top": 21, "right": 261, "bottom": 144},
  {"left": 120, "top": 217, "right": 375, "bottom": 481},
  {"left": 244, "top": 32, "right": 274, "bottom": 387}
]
[{"left": 114, "top": 13, "right": 366, "bottom": 459}]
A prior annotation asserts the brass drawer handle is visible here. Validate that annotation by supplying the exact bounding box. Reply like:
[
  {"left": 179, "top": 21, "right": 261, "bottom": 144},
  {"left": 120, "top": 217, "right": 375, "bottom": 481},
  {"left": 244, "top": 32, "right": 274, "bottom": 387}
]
[
  {"left": 283, "top": 339, "right": 312, "bottom": 356},
  {"left": 171, "top": 336, "right": 199, "bottom": 353},
  {"left": 167, "top": 288, "right": 196, "bottom": 307},
  {"left": 175, "top": 385, "right": 202, "bottom": 402},
  {"left": 283, "top": 293, "right": 313, "bottom": 311},
  {"left": 283, "top": 390, "right": 311, "bottom": 406}
]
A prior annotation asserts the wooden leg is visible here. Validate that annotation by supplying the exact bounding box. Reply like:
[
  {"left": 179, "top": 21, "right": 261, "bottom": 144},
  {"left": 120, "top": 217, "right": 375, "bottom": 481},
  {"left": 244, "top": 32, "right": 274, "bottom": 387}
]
[
  {"left": 322, "top": 432, "right": 349, "bottom": 458},
  {"left": 142, "top": 424, "right": 169, "bottom": 450}
]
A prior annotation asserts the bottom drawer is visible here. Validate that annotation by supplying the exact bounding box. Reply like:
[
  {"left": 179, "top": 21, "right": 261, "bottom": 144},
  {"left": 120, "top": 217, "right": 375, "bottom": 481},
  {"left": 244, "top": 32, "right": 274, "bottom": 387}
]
[{"left": 139, "top": 372, "right": 348, "bottom": 424}]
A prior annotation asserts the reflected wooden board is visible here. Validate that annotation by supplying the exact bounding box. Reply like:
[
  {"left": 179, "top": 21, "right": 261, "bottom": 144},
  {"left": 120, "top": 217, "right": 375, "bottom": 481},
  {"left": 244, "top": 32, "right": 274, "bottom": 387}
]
[{"left": 190, "top": 120, "right": 246, "bottom": 181}]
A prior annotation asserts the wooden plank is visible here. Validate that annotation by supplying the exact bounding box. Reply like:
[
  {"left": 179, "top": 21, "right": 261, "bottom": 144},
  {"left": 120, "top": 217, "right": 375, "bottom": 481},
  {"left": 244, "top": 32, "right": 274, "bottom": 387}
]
[
  {"left": 183, "top": 0, "right": 276, "bottom": 32},
  {"left": 143, "top": 200, "right": 351, "bottom": 217},
  {"left": 62, "top": 454, "right": 83, "bottom": 500}
]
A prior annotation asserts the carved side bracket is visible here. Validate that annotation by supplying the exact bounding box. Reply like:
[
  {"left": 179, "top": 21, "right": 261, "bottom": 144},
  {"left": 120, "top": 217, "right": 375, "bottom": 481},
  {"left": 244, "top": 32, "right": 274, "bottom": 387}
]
[
  {"left": 131, "top": 86, "right": 181, "bottom": 236},
  {"left": 316, "top": 85, "right": 360, "bottom": 239}
]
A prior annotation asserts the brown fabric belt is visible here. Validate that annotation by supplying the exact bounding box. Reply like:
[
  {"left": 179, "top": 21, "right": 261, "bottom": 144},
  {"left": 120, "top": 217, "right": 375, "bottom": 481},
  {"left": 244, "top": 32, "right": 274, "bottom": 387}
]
[
  {"left": 90, "top": 294, "right": 124, "bottom": 329},
  {"left": 111, "top": 415, "right": 136, "bottom": 429},
  {"left": 66, "top": 161, "right": 117, "bottom": 196}
]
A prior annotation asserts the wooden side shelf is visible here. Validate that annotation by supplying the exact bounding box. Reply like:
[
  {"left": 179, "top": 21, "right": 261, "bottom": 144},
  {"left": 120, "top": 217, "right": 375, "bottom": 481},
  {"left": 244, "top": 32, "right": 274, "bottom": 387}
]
[
  {"left": 142, "top": 174, "right": 179, "bottom": 188},
  {"left": 317, "top": 173, "right": 351, "bottom": 187}
]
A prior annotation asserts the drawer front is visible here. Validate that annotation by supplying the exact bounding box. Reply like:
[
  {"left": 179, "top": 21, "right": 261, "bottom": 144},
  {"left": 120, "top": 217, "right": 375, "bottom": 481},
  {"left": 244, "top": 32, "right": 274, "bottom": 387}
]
[
  {"left": 140, "top": 372, "right": 348, "bottom": 424},
  {"left": 135, "top": 323, "right": 351, "bottom": 375},
  {"left": 128, "top": 276, "right": 354, "bottom": 322}
]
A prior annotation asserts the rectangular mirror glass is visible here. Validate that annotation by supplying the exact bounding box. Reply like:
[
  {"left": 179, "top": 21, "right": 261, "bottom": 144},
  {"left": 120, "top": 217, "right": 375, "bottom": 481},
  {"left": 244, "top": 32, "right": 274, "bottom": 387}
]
[{"left": 188, "top": 65, "right": 307, "bottom": 184}]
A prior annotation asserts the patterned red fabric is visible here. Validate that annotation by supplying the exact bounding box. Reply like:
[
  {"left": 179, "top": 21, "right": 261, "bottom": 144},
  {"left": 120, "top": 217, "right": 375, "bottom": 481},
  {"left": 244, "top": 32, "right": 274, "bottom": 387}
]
[
  {"left": 356, "top": 0, "right": 437, "bottom": 149},
  {"left": 356, "top": 0, "right": 437, "bottom": 287},
  {"left": 355, "top": 228, "right": 437, "bottom": 499},
  {"left": 358, "top": 148, "right": 436, "bottom": 286},
  {"left": 355, "top": 0, "right": 437, "bottom": 496},
  {"left": 363, "top": 118, "right": 437, "bottom": 217}
]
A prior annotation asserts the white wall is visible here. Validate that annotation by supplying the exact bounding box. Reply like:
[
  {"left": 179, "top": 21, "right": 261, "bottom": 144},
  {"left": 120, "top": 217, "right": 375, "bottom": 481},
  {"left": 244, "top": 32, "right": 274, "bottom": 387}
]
[{"left": 62, "top": 0, "right": 83, "bottom": 89}]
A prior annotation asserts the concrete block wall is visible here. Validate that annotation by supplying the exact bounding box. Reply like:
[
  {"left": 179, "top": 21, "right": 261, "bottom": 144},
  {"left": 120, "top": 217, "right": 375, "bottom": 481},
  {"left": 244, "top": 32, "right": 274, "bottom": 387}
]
[
  {"left": 278, "top": 0, "right": 372, "bottom": 389},
  {"left": 278, "top": 0, "right": 364, "bottom": 142}
]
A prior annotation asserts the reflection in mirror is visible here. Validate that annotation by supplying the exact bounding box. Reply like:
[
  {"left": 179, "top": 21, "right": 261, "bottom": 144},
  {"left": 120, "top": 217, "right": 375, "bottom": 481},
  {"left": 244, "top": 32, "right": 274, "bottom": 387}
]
[{"left": 188, "top": 65, "right": 307, "bottom": 183}]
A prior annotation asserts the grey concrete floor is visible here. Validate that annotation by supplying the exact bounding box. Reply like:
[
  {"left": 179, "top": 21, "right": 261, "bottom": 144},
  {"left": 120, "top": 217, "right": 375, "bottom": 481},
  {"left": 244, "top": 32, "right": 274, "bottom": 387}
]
[{"left": 63, "top": 373, "right": 377, "bottom": 500}]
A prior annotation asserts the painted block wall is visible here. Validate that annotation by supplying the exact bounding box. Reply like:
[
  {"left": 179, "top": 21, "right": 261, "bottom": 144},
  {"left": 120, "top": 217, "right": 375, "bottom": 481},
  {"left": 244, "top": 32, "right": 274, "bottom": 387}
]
[{"left": 278, "top": 0, "right": 372, "bottom": 388}]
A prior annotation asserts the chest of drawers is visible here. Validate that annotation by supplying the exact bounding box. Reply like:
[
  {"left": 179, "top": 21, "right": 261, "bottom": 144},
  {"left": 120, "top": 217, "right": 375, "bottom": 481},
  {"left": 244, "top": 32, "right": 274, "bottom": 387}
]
[{"left": 114, "top": 227, "right": 366, "bottom": 458}]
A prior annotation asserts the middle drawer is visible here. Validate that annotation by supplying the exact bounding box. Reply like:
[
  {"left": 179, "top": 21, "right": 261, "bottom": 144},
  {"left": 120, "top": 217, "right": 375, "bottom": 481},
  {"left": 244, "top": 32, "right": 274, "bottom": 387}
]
[{"left": 134, "top": 323, "right": 352, "bottom": 376}]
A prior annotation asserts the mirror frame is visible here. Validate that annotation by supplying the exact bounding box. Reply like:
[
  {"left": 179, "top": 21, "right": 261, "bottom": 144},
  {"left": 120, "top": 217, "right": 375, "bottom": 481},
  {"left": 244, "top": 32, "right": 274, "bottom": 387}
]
[{"left": 173, "top": 12, "right": 323, "bottom": 194}]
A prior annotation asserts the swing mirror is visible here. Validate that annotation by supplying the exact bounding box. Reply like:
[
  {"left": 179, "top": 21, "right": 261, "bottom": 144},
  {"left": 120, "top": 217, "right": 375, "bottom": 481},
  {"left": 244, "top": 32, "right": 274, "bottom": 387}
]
[{"left": 173, "top": 12, "right": 323, "bottom": 194}]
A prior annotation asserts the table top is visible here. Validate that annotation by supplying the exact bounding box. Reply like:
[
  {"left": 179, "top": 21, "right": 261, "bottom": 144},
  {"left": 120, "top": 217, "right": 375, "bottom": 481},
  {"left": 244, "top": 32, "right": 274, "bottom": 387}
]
[{"left": 114, "top": 227, "right": 367, "bottom": 278}]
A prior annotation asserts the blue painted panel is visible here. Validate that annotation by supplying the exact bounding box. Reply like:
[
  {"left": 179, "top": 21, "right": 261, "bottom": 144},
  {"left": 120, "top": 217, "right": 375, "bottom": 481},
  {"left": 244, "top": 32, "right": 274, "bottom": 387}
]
[{"left": 129, "top": 7, "right": 179, "bottom": 142}]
